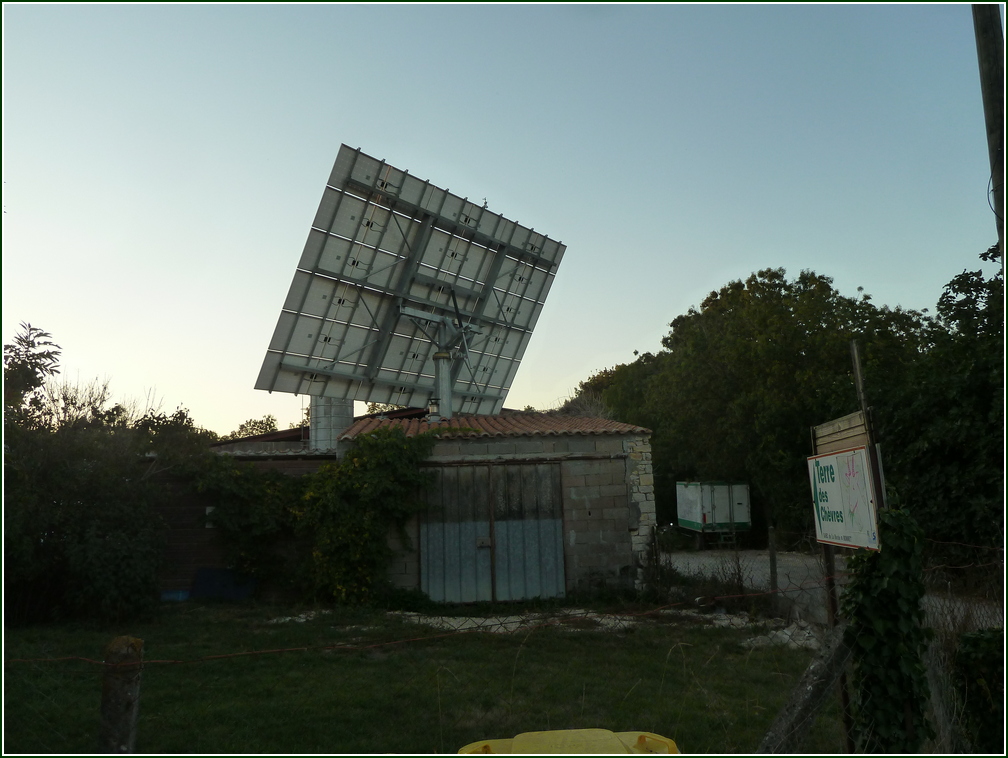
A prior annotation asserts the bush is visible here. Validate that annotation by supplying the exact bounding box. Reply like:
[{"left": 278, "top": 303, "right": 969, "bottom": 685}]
[
  {"left": 4, "top": 419, "right": 167, "bottom": 625},
  {"left": 955, "top": 628, "right": 1004, "bottom": 753},
  {"left": 202, "top": 427, "right": 436, "bottom": 605}
]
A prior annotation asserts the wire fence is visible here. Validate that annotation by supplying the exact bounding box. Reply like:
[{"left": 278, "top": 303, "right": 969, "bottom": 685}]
[{"left": 653, "top": 534, "right": 1004, "bottom": 754}]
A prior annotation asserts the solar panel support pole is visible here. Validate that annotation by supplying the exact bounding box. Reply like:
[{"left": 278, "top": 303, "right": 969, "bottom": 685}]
[{"left": 433, "top": 348, "right": 454, "bottom": 420}]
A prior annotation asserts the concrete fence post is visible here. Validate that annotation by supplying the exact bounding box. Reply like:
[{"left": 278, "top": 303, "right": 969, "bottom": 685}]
[{"left": 99, "top": 636, "right": 144, "bottom": 753}]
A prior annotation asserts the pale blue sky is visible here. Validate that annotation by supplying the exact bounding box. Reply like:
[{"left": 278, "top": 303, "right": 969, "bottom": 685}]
[{"left": 2, "top": 3, "right": 1001, "bottom": 435}]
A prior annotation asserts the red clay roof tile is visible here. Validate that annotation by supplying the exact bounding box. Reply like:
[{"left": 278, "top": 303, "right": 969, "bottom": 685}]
[{"left": 339, "top": 413, "right": 650, "bottom": 440}]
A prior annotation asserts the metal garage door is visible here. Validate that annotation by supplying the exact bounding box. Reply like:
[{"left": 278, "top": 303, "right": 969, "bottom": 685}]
[{"left": 420, "top": 463, "right": 564, "bottom": 603}]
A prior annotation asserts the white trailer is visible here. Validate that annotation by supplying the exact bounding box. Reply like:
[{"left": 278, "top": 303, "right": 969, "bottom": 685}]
[{"left": 676, "top": 482, "right": 751, "bottom": 540}]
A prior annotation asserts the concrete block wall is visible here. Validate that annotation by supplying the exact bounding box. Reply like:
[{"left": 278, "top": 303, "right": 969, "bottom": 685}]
[{"left": 560, "top": 454, "right": 634, "bottom": 592}]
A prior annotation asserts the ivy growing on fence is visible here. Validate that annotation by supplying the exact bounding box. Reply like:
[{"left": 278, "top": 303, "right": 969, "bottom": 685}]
[{"left": 841, "top": 508, "right": 934, "bottom": 752}]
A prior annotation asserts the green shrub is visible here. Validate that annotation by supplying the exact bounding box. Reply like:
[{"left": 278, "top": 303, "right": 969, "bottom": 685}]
[
  {"left": 203, "top": 427, "right": 436, "bottom": 605},
  {"left": 955, "top": 628, "right": 1004, "bottom": 753}
]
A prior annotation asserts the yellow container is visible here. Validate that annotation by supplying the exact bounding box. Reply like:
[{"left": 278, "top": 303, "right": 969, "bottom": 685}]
[{"left": 459, "top": 728, "right": 679, "bottom": 754}]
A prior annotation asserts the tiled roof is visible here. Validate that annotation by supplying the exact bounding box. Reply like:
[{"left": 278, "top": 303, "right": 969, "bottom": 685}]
[
  {"left": 210, "top": 426, "right": 308, "bottom": 448},
  {"left": 340, "top": 413, "right": 650, "bottom": 440}
]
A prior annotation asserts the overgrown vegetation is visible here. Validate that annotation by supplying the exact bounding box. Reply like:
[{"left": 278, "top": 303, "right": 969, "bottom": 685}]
[
  {"left": 4, "top": 322, "right": 440, "bottom": 620},
  {"left": 2, "top": 600, "right": 845, "bottom": 754},
  {"left": 569, "top": 250, "right": 1003, "bottom": 559},
  {"left": 200, "top": 428, "right": 437, "bottom": 603},
  {"left": 3, "top": 324, "right": 217, "bottom": 625},
  {"left": 841, "top": 509, "right": 934, "bottom": 753},
  {"left": 953, "top": 628, "right": 1004, "bottom": 753}
]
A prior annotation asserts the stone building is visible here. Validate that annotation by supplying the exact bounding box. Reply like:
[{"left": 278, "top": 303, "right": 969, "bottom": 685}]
[{"left": 165, "top": 411, "right": 655, "bottom": 602}]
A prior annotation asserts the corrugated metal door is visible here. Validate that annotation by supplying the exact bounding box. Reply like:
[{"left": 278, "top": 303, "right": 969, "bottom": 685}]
[{"left": 420, "top": 463, "right": 564, "bottom": 603}]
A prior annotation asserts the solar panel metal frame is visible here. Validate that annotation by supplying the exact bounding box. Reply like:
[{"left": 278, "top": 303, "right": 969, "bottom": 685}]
[{"left": 256, "top": 144, "right": 566, "bottom": 416}]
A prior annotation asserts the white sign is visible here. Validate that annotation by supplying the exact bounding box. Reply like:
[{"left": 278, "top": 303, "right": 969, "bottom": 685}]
[{"left": 807, "top": 446, "right": 880, "bottom": 551}]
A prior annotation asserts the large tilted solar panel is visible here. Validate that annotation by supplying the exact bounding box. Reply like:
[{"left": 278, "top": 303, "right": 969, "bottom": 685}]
[{"left": 256, "top": 144, "right": 566, "bottom": 416}]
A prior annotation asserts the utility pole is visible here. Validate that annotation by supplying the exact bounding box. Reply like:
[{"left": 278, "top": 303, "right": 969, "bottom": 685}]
[{"left": 972, "top": 4, "right": 1005, "bottom": 263}]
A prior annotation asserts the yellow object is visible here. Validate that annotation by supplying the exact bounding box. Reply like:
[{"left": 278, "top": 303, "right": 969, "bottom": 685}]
[{"left": 458, "top": 728, "right": 679, "bottom": 754}]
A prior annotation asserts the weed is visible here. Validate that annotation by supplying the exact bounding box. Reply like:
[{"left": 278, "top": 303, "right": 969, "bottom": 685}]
[{"left": 4, "top": 599, "right": 845, "bottom": 754}]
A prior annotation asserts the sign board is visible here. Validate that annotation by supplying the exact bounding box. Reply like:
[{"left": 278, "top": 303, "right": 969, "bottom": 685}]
[
  {"left": 807, "top": 446, "right": 880, "bottom": 551},
  {"left": 812, "top": 410, "right": 868, "bottom": 454}
]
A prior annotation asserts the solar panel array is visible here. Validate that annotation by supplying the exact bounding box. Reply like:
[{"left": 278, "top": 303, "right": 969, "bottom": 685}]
[{"left": 256, "top": 145, "right": 566, "bottom": 416}]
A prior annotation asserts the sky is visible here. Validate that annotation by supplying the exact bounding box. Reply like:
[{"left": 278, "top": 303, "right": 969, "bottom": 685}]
[{"left": 2, "top": 3, "right": 1002, "bottom": 436}]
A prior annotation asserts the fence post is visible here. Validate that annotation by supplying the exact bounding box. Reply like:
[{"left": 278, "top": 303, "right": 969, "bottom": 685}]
[{"left": 99, "top": 636, "right": 144, "bottom": 753}]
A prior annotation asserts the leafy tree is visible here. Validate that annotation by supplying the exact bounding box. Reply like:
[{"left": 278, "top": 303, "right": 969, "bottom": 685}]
[
  {"left": 289, "top": 405, "right": 310, "bottom": 429},
  {"left": 3, "top": 322, "right": 61, "bottom": 426},
  {"left": 4, "top": 324, "right": 217, "bottom": 624},
  {"left": 580, "top": 269, "right": 928, "bottom": 533},
  {"left": 223, "top": 414, "right": 278, "bottom": 440},
  {"left": 874, "top": 246, "right": 1004, "bottom": 562},
  {"left": 365, "top": 402, "right": 404, "bottom": 415}
]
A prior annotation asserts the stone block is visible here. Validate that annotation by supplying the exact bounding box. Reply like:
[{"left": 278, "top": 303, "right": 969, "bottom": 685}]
[
  {"left": 564, "top": 474, "right": 586, "bottom": 489},
  {"left": 564, "top": 436, "right": 598, "bottom": 454},
  {"left": 593, "top": 437, "right": 625, "bottom": 454},
  {"left": 432, "top": 442, "right": 461, "bottom": 457},
  {"left": 486, "top": 440, "right": 518, "bottom": 455},
  {"left": 638, "top": 473, "right": 654, "bottom": 486},
  {"left": 563, "top": 459, "right": 598, "bottom": 476},
  {"left": 600, "top": 483, "right": 627, "bottom": 498},
  {"left": 515, "top": 439, "right": 547, "bottom": 455},
  {"left": 585, "top": 471, "right": 615, "bottom": 487}
]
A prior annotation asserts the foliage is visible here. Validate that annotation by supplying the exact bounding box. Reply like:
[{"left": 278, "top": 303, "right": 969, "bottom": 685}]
[
  {"left": 568, "top": 252, "right": 1002, "bottom": 549},
  {"left": 571, "top": 269, "right": 927, "bottom": 530},
  {"left": 841, "top": 508, "right": 934, "bottom": 753},
  {"left": 953, "top": 628, "right": 1004, "bottom": 753},
  {"left": 194, "top": 454, "right": 305, "bottom": 588},
  {"left": 203, "top": 427, "right": 437, "bottom": 604},
  {"left": 365, "top": 401, "right": 405, "bottom": 415},
  {"left": 3, "top": 323, "right": 217, "bottom": 625},
  {"left": 289, "top": 404, "right": 310, "bottom": 429},
  {"left": 296, "top": 427, "right": 436, "bottom": 602},
  {"left": 873, "top": 247, "right": 1004, "bottom": 560},
  {"left": 223, "top": 413, "right": 278, "bottom": 440},
  {"left": 3, "top": 321, "right": 61, "bottom": 426}
]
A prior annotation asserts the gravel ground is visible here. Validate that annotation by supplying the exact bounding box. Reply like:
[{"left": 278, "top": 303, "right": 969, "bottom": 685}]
[{"left": 661, "top": 549, "right": 841, "bottom": 624}]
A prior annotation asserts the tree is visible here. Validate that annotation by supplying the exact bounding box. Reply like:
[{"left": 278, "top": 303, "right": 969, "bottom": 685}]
[
  {"left": 366, "top": 402, "right": 404, "bottom": 415},
  {"left": 583, "top": 269, "right": 928, "bottom": 533},
  {"left": 289, "top": 405, "right": 310, "bottom": 429},
  {"left": 3, "top": 322, "right": 61, "bottom": 426},
  {"left": 4, "top": 324, "right": 217, "bottom": 624},
  {"left": 223, "top": 414, "right": 278, "bottom": 440},
  {"left": 873, "top": 246, "right": 1004, "bottom": 558}
]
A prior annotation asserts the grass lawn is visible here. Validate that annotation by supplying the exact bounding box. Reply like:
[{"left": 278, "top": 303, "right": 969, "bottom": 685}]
[{"left": 4, "top": 599, "right": 845, "bottom": 753}]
